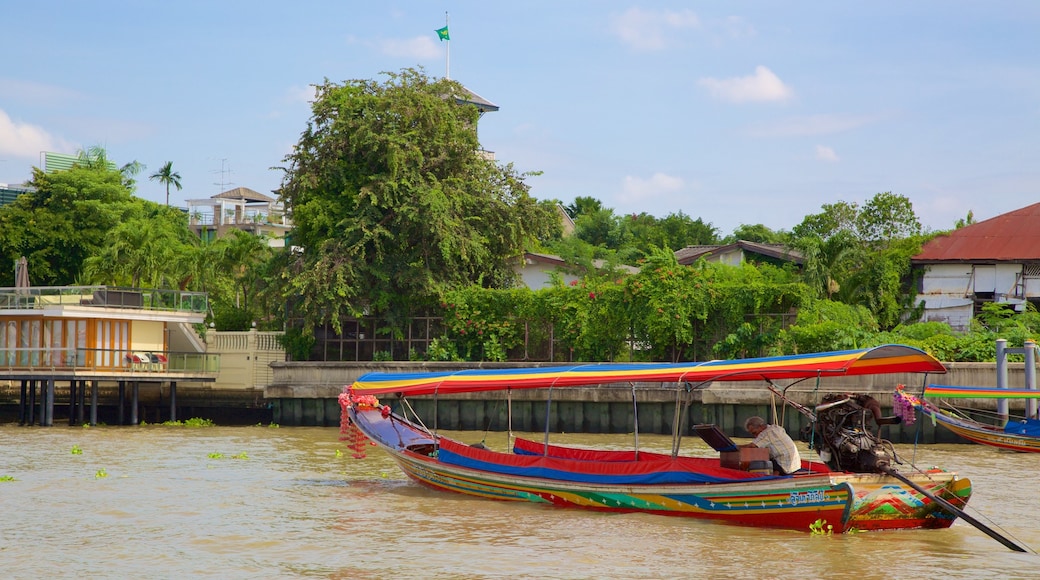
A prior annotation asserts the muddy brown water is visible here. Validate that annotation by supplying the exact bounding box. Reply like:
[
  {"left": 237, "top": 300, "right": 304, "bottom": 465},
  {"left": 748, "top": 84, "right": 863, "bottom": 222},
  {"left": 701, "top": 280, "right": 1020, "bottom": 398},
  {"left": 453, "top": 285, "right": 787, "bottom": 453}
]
[{"left": 1, "top": 425, "right": 1038, "bottom": 579}]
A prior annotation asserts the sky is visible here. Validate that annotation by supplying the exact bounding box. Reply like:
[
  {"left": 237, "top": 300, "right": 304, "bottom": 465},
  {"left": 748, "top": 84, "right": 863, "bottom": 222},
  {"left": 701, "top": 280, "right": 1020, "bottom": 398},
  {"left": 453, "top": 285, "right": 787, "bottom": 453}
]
[{"left": 2, "top": 2, "right": 1039, "bottom": 236}]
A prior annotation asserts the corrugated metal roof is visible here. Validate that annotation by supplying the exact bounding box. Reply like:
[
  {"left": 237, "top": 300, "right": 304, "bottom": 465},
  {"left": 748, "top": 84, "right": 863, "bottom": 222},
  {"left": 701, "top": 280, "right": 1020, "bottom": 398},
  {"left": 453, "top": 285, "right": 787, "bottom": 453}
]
[{"left": 913, "top": 202, "right": 1040, "bottom": 263}]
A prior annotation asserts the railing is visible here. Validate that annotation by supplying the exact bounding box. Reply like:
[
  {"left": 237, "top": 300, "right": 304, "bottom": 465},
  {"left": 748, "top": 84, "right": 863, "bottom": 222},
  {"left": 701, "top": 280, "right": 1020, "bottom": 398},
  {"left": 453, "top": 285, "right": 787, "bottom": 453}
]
[
  {"left": 207, "top": 330, "right": 284, "bottom": 352},
  {"left": 0, "top": 347, "right": 220, "bottom": 374},
  {"left": 0, "top": 286, "right": 207, "bottom": 314}
]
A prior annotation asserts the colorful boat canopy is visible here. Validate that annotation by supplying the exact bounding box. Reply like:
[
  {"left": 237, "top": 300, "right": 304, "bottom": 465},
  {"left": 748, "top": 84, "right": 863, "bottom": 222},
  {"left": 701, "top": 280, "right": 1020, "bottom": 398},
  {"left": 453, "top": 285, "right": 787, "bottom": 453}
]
[
  {"left": 924, "top": 384, "right": 1040, "bottom": 399},
  {"left": 348, "top": 344, "right": 946, "bottom": 396}
]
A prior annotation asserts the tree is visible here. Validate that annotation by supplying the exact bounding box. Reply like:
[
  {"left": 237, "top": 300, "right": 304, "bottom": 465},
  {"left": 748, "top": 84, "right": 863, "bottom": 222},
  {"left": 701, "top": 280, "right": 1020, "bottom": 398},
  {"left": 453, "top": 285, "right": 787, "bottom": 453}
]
[
  {"left": 954, "top": 210, "right": 976, "bottom": 229},
  {"left": 564, "top": 196, "right": 603, "bottom": 220},
  {"left": 792, "top": 201, "right": 859, "bottom": 240},
  {"left": 654, "top": 211, "right": 719, "bottom": 249},
  {"left": 792, "top": 192, "right": 925, "bottom": 328},
  {"left": 574, "top": 208, "right": 625, "bottom": 249},
  {"left": 856, "top": 192, "right": 921, "bottom": 242},
  {"left": 724, "top": 223, "right": 790, "bottom": 245},
  {"left": 149, "top": 161, "right": 183, "bottom": 206},
  {"left": 81, "top": 209, "right": 195, "bottom": 288},
  {"left": 0, "top": 162, "right": 147, "bottom": 285},
  {"left": 76, "top": 145, "right": 145, "bottom": 190},
  {"left": 218, "top": 229, "right": 272, "bottom": 310},
  {"left": 278, "top": 68, "right": 557, "bottom": 331}
]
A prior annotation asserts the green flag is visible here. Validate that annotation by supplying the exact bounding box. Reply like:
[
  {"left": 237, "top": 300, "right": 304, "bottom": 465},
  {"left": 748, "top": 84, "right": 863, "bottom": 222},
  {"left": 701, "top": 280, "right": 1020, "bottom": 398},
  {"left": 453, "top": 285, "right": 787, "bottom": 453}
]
[{"left": 435, "top": 26, "right": 450, "bottom": 41}]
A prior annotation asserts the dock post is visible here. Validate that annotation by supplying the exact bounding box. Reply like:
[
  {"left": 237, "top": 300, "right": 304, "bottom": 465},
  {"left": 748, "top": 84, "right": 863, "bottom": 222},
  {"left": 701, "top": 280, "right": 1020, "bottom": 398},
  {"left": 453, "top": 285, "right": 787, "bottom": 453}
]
[
  {"left": 38, "top": 379, "right": 46, "bottom": 426},
  {"left": 69, "top": 380, "right": 77, "bottom": 426},
  {"left": 90, "top": 380, "right": 98, "bottom": 426},
  {"left": 27, "top": 380, "right": 36, "bottom": 426},
  {"left": 45, "top": 378, "right": 54, "bottom": 427},
  {"left": 118, "top": 381, "right": 125, "bottom": 425},
  {"left": 996, "top": 339, "right": 1009, "bottom": 423},
  {"left": 1026, "top": 340, "right": 1037, "bottom": 419},
  {"left": 18, "top": 380, "right": 27, "bottom": 425},
  {"left": 77, "top": 380, "right": 86, "bottom": 425},
  {"left": 131, "top": 382, "right": 139, "bottom": 425},
  {"left": 170, "top": 381, "right": 177, "bottom": 422}
]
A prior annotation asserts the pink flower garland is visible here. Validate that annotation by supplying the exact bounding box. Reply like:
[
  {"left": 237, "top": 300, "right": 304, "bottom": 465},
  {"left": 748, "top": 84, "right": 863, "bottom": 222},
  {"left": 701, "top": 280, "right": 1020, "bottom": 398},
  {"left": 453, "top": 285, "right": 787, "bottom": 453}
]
[
  {"left": 338, "top": 387, "right": 381, "bottom": 458},
  {"left": 892, "top": 385, "right": 917, "bottom": 426}
]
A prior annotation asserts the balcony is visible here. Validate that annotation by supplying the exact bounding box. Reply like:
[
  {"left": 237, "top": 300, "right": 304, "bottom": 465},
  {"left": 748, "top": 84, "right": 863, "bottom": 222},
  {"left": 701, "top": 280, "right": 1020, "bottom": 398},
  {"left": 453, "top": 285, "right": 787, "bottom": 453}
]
[
  {"left": 0, "top": 347, "right": 219, "bottom": 376},
  {"left": 0, "top": 286, "right": 208, "bottom": 314}
]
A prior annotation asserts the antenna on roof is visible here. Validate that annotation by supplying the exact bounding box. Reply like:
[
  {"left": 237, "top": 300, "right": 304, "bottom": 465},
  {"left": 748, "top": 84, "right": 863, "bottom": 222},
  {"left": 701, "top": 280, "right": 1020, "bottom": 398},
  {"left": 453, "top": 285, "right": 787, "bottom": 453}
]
[{"left": 211, "top": 158, "right": 234, "bottom": 193}]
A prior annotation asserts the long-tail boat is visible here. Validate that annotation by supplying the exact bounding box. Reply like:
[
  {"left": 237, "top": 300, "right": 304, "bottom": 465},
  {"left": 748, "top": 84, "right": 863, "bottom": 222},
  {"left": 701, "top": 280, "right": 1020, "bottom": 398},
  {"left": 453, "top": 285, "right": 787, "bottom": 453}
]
[
  {"left": 898, "top": 384, "right": 1040, "bottom": 452},
  {"left": 340, "top": 346, "right": 975, "bottom": 536}
]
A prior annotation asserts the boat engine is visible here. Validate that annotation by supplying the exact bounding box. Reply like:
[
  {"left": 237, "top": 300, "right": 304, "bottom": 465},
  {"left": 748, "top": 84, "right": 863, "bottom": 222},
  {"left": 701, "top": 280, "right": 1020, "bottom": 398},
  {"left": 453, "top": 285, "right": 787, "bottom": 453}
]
[{"left": 802, "top": 393, "right": 901, "bottom": 473}]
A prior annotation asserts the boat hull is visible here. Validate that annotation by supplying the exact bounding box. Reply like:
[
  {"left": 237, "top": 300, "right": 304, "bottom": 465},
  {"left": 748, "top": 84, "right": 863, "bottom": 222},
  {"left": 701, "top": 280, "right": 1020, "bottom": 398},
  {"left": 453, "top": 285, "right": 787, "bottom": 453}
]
[
  {"left": 926, "top": 409, "right": 1040, "bottom": 452},
  {"left": 834, "top": 472, "right": 971, "bottom": 531},
  {"left": 388, "top": 446, "right": 854, "bottom": 531},
  {"left": 347, "top": 406, "right": 971, "bottom": 533}
]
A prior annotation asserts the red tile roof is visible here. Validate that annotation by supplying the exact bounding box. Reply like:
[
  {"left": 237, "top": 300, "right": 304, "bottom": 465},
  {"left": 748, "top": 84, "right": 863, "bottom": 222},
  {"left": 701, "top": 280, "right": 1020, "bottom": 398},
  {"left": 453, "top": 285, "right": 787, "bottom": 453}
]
[{"left": 914, "top": 202, "right": 1040, "bottom": 263}]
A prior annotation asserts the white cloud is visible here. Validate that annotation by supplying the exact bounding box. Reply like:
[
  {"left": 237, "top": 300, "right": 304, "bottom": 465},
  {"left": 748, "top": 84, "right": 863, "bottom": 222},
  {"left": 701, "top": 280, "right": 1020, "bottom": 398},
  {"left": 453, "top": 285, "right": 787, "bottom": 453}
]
[
  {"left": 748, "top": 113, "right": 886, "bottom": 137},
  {"left": 0, "top": 109, "right": 74, "bottom": 159},
  {"left": 698, "top": 66, "right": 793, "bottom": 103},
  {"left": 378, "top": 36, "right": 441, "bottom": 59},
  {"left": 611, "top": 7, "right": 700, "bottom": 51},
  {"left": 619, "top": 172, "right": 685, "bottom": 203},
  {"left": 815, "top": 145, "right": 839, "bottom": 162}
]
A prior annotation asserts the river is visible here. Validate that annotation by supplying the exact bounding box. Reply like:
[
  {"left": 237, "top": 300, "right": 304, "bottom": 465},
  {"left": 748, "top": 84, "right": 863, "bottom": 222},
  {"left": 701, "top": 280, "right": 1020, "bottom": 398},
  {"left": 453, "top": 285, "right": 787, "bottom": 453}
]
[{"left": 1, "top": 424, "right": 1038, "bottom": 579}]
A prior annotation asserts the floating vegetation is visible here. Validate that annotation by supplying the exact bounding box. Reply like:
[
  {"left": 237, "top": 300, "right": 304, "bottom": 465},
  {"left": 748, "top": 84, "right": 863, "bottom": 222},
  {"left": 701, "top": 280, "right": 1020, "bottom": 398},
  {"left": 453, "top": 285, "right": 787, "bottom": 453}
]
[
  {"left": 0, "top": 475, "right": 15, "bottom": 482},
  {"left": 208, "top": 452, "right": 248, "bottom": 460},
  {"left": 335, "top": 449, "right": 343, "bottom": 458},
  {"left": 162, "top": 418, "right": 215, "bottom": 428},
  {"left": 809, "top": 519, "right": 834, "bottom": 535},
  {"left": 71, "top": 445, "right": 83, "bottom": 455},
  {"left": 95, "top": 468, "right": 108, "bottom": 479}
]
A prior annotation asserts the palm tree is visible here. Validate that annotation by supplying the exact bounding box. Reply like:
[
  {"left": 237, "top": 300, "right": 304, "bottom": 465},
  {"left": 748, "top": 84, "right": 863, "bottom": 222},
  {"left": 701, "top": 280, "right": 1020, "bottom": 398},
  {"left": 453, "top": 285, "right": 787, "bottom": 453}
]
[{"left": 149, "top": 161, "right": 182, "bottom": 206}]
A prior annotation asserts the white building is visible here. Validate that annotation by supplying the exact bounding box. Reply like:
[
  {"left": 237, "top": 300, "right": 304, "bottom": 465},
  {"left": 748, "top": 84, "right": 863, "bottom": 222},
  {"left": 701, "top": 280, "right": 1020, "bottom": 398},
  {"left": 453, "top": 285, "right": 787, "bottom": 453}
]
[{"left": 912, "top": 202, "right": 1040, "bottom": 331}]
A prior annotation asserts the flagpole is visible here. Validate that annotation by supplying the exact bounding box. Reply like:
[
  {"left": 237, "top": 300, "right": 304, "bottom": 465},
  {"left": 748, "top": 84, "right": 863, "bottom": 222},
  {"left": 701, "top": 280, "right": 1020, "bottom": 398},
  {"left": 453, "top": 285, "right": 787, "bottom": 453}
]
[{"left": 445, "top": 11, "right": 450, "bottom": 79}]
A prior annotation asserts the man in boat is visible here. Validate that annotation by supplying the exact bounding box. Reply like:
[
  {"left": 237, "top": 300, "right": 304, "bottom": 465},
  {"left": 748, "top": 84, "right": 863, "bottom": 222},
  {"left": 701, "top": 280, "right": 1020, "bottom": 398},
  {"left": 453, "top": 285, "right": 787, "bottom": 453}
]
[{"left": 741, "top": 416, "right": 801, "bottom": 475}]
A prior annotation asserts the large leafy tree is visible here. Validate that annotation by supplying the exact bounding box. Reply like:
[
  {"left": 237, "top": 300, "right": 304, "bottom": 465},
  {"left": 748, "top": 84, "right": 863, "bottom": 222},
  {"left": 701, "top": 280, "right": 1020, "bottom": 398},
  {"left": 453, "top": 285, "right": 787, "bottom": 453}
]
[
  {"left": 0, "top": 162, "right": 148, "bottom": 285},
  {"left": 80, "top": 209, "right": 196, "bottom": 288},
  {"left": 792, "top": 192, "right": 924, "bottom": 328},
  {"left": 278, "top": 68, "right": 557, "bottom": 330},
  {"left": 856, "top": 191, "right": 922, "bottom": 242}
]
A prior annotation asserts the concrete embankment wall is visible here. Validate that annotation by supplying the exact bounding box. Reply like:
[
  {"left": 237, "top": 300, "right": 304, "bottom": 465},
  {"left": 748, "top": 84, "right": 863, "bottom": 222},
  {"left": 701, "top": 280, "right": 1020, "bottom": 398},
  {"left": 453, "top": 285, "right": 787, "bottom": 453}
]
[{"left": 265, "top": 361, "right": 1025, "bottom": 443}]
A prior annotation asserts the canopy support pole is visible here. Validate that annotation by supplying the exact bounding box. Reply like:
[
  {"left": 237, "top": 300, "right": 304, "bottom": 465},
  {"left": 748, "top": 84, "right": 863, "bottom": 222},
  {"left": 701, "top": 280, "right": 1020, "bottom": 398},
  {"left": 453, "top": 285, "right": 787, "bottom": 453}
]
[
  {"left": 670, "top": 384, "right": 683, "bottom": 458},
  {"left": 541, "top": 387, "right": 553, "bottom": 456},
  {"left": 507, "top": 387, "right": 514, "bottom": 450},
  {"left": 631, "top": 383, "right": 640, "bottom": 459}
]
